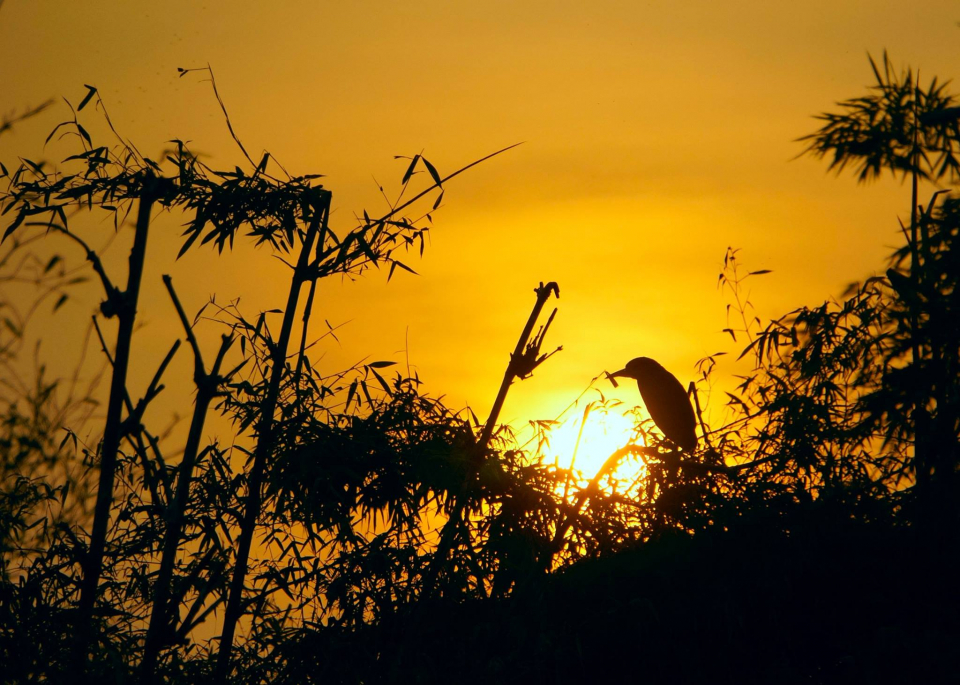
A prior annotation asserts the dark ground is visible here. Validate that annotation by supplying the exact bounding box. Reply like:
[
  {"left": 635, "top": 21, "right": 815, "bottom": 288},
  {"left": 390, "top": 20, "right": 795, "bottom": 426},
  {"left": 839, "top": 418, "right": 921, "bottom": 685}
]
[{"left": 282, "top": 508, "right": 960, "bottom": 684}]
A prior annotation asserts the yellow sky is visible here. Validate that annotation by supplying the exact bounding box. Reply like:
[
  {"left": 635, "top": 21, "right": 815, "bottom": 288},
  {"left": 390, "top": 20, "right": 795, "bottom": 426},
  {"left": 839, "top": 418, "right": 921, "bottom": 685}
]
[{"left": 1, "top": 1, "right": 958, "bottom": 462}]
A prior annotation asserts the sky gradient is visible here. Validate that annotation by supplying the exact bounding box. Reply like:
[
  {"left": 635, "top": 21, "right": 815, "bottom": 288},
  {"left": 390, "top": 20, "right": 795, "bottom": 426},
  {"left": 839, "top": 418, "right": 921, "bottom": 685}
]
[{"left": 1, "top": 1, "right": 957, "bottom": 466}]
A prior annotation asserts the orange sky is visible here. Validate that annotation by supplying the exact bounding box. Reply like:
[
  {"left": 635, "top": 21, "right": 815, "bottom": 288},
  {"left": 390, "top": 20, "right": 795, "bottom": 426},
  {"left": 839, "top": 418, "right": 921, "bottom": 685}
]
[{"left": 1, "top": 1, "right": 958, "bottom": 467}]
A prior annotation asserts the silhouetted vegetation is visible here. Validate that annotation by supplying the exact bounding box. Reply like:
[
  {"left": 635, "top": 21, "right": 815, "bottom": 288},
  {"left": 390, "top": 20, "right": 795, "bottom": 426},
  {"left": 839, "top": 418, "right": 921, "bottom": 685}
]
[{"left": 1, "top": 55, "right": 958, "bottom": 683}]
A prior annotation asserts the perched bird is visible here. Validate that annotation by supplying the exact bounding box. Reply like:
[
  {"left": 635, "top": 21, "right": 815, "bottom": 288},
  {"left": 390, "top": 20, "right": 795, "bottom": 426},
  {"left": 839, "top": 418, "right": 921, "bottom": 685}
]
[{"left": 610, "top": 357, "right": 698, "bottom": 453}]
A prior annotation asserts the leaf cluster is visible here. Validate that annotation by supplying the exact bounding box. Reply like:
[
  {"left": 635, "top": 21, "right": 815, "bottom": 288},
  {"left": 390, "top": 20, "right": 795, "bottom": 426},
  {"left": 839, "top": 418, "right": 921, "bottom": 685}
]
[{"left": 799, "top": 52, "right": 960, "bottom": 182}]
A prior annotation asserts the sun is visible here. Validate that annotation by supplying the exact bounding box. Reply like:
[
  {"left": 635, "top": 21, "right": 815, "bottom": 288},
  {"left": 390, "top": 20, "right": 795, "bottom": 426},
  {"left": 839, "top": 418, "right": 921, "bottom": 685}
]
[{"left": 541, "top": 403, "right": 642, "bottom": 478}]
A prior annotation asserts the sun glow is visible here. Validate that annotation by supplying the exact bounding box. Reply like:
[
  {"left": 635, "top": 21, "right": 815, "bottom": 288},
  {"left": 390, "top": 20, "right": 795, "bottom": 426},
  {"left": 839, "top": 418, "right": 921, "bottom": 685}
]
[{"left": 542, "top": 404, "right": 643, "bottom": 479}]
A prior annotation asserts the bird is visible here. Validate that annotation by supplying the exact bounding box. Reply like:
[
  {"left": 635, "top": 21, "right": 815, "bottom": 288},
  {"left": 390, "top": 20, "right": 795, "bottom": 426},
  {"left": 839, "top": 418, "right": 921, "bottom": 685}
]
[{"left": 609, "top": 357, "right": 698, "bottom": 453}]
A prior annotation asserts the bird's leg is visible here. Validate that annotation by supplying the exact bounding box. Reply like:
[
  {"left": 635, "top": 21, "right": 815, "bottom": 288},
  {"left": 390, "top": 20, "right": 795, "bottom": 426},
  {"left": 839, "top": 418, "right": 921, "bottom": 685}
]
[{"left": 687, "top": 382, "right": 722, "bottom": 465}]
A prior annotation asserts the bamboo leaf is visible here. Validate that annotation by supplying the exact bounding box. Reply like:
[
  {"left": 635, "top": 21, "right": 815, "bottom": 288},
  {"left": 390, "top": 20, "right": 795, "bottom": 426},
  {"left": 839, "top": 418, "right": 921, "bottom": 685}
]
[
  {"left": 422, "top": 157, "right": 442, "bottom": 187},
  {"left": 2, "top": 211, "right": 26, "bottom": 243},
  {"left": 76, "top": 123, "right": 92, "bottom": 146},
  {"left": 369, "top": 367, "right": 392, "bottom": 395},
  {"left": 401, "top": 154, "right": 420, "bottom": 185},
  {"left": 389, "top": 260, "right": 417, "bottom": 279},
  {"left": 346, "top": 379, "right": 358, "bottom": 409},
  {"left": 77, "top": 85, "right": 97, "bottom": 112},
  {"left": 360, "top": 379, "right": 374, "bottom": 407},
  {"left": 177, "top": 230, "right": 201, "bottom": 259}
]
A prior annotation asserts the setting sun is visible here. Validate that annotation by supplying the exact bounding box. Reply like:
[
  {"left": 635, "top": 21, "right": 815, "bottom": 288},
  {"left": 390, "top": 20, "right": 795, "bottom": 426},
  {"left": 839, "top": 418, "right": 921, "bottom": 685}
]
[{"left": 541, "top": 402, "right": 643, "bottom": 478}]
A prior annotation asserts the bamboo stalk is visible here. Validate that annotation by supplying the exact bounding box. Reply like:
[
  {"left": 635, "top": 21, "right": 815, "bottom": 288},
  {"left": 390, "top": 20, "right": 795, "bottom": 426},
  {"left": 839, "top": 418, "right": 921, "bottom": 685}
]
[
  {"left": 140, "top": 275, "right": 234, "bottom": 684},
  {"left": 74, "top": 174, "right": 161, "bottom": 675},
  {"left": 908, "top": 103, "right": 929, "bottom": 512},
  {"left": 479, "top": 282, "right": 559, "bottom": 448},
  {"left": 214, "top": 189, "right": 331, "bottom": 683},
  {"left": 421, "top": 282, "right": 559, "bottom": 600}
]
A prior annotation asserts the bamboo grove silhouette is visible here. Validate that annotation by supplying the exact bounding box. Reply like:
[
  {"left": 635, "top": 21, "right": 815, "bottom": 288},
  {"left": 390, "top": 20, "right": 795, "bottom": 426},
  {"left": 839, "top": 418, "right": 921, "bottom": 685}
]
[{"left": 1, "top": 54, "right": 959, "bottom": 683}]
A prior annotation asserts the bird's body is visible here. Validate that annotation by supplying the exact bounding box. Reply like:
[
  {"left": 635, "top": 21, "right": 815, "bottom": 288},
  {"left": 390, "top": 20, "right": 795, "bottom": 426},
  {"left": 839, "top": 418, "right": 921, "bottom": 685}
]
[{"left": 611, "top": 357, "right": 697, "bottom": 453}]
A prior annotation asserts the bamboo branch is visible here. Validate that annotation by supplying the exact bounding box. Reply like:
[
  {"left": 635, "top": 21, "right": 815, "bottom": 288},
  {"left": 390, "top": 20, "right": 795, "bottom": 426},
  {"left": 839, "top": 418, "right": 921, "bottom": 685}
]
[
  {"left": 73, "top": 173, "right": 163, "bottom": 675},
  {"left": 421, "top": 282, "right": 559, "bottom": 600},
  {"left": 214, "top": 188, "right": 331, "bottom": 683},
  {"left": 141, "top": 276, "right": 234, "bottom": 684}
]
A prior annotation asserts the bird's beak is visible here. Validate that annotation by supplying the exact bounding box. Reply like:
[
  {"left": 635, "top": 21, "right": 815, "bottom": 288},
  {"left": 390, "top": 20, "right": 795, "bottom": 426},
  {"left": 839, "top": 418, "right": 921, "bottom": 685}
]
[{"left": 605, "top": 368, "right": 628, "bottom": 388}]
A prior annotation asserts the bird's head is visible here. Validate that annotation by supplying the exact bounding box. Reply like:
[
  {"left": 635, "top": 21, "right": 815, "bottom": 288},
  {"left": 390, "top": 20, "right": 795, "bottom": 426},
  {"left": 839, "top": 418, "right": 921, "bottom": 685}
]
[{"left": 608, "top": 357, "right": 658, "bottom": 384}]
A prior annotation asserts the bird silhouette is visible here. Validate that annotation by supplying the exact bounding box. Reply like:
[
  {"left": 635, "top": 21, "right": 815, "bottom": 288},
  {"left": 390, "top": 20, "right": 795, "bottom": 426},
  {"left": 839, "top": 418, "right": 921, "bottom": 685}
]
[{"left": 610, "top": 357, "right": 698, "bottom": 453}]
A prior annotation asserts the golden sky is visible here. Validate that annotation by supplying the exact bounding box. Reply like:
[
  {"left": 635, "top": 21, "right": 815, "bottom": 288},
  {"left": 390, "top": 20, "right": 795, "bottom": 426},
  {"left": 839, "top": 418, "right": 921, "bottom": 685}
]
[{"left": 1, "top": 1, "right": 958, "bottom": 467}]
